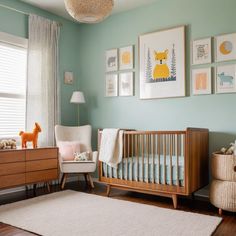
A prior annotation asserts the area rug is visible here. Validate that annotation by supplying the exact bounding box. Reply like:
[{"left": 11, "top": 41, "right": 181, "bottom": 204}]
[{"left": 0, "top": 190, "right": 221, "bottom": 236}]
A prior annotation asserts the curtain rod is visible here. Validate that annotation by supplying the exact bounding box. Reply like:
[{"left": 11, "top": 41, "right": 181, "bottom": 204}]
[{"left": 0, "top": 3, "right": 63, "bottom": 26}]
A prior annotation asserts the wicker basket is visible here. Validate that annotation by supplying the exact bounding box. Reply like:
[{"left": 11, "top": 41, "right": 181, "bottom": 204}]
[{"left": 210, "top": 152, "right": 236, "bottom": 213}]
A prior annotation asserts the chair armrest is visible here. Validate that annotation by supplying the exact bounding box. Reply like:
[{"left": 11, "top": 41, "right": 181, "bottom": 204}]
[{"left": 92, "top": 151, "right": 98, "bottom": 164}]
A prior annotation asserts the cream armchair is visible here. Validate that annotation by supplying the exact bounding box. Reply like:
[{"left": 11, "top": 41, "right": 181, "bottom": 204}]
[{"left": 55, "top": 125, "right": 98, "bottom": 189}]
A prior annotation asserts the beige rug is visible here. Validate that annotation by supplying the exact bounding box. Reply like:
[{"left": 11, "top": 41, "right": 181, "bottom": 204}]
[{"left": 0, "top": 190, "right": 221, "bottom": 236}]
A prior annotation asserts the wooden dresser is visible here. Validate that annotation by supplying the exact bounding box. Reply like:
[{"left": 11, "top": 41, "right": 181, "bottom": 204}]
[{"left": 0, "top": 147, "right": 59, "bottom": 190}]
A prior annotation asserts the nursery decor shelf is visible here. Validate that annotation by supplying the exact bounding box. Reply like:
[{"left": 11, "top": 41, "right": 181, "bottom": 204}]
[{"left": 0, "top": 147, "right": 58, "bottom": 191}]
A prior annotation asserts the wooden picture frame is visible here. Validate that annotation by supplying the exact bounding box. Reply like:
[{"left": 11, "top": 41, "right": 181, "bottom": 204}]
[
  {"left": 215, "top": 32, "right": 236, "bottom": 62},
  {"left": 119, "top": 46, "right": 134, "bottom": 70},
  {"left": 215, "top": 64, "right": 236, "bottom": 94},
  {"left": 119, "top": 72, "right": 134, "bottom": 96},
  {"left": 139, "top": 26, "right": 186, "bottom": 99},
  {"left": 192, "top": 67, "right": 212, "bottom": 95},
  {"left": 192, "top": 37, "right": 212, "bottom": 65},
  {"left": 105, "top": 74, "right": 118, "bottom": 97},
  {"left": 106, "top": 49, "right": 118, "bottom": 72}
]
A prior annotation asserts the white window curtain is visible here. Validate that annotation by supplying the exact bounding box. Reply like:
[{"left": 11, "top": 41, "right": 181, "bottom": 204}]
[{"left": 27, "top": 14, "right": 60, "bottom": 146}]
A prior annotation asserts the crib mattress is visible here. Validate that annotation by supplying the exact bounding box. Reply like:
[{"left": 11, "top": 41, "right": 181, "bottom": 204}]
[{"left": 102, "top": 155, "right": 184, "bottom": 186}]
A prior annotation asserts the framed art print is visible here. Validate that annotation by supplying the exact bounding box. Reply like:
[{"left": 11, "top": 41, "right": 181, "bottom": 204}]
[
  {"left": 216, "top": 64, "right": 236, "bottom": 94},
  {"left": 192, "top": 37, "right": 211, "bottom": 65},
  {"left": 192, "top": 67, "right": 212, "bottom": 95},
  {"left": 119, "top": 46, "right": 134, "bottom": 70},
  {"left": 139, "top": 26, "right": 185, "bottom": 99},
  {"left": 215, "top": 33, "right": 236, "bottom": 62},
  {"left": 119, "top": 72, "right": 134, "bottom": 96},
  {"left": 106, "top": 49, "right": 118, "bottom": 72},
  {"left": 105, "top": 74, "right": 118, "bottom": 97}
]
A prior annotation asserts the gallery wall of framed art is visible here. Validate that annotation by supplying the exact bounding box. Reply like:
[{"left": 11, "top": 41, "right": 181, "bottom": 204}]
[{"left": 105, "top": 45, "right": 135, "bottom": 97}]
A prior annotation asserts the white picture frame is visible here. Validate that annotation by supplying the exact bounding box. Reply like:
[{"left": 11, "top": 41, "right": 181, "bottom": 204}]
[
  {"left": 192, "top": 67, "right": 212, "bottom": 95},
  {"left": 119, "top": 72, "right": 134, "bottom": 96},
  {"left": 64, "top": 71, "right": 74, "bottom": 85},
  {"left": 105, "top": 74, "right": 118, "bottom": 97},
  {"left": 139, "top": 26, "right": 186, "bottom": 99},
  {"left": 192, "top": 37, "right": 212, "bottom": 65},
  {"left": 215, "top": 33, "right": 236, "bottom": 62},
  {"left": 106, "top": 49, "right": 118, "bottom": 72},
  {"left": 215, "top": 64, "right": 236, "bottom": 94},
  {"left": 119, "top": 46, "right": 134, "bottom": 70}
]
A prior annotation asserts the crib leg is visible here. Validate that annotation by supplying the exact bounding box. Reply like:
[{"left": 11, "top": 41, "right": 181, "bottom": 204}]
[
  {"left": 219, "top": 208, "right": 222, "bottom": 216},
  {"left": 106, "top": 185, "right": 111, "bottom": 197},
  {"left": 172, "top": 194, "right": 178, "bottom": 209}
]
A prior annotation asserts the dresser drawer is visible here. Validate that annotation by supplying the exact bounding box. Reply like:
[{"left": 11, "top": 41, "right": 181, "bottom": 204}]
[
  {"left": 0, "top": 162, "right": 25, "bottom": 176},
  {"left": 0, "top": 174, "right": 25, "bottom": 189},
  {"left": 0, "top": 150, "right": 25, "bottom": 164},
  {"left": 26, "top": 159, "right": 58, "bottom": 172},
  {"left": 26, "top": 148, "right": 58, "bottom": 161},
  {"left": 26, "top": 169, "right": 58, "bottom": 184}
]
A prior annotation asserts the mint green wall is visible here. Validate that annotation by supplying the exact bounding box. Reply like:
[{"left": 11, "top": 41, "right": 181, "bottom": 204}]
[
  {"left": 78, "top": 0, "right": 236, "bottom": 154},
  {"left": 0, "top": 0, "right": 80, "bottom": 125}
]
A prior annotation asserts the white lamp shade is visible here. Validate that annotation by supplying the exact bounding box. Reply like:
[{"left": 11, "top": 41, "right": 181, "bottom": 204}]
[{"left": 70, "top": 91, "right": 85, "bottom": 104}]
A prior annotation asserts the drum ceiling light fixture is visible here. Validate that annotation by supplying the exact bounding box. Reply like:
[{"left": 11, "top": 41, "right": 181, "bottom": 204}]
[{"left": 64, "top": 0, "right": 114, "bottom": 24}]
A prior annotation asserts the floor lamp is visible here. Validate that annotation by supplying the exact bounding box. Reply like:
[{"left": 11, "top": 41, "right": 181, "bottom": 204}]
[{"left": 70, "top": 91, "right": 85, "bottom": 125}]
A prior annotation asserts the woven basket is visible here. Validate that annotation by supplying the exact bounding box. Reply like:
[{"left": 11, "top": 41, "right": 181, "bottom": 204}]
[{"left": 210, "top": 152, "right": 236, "bottom": 212}]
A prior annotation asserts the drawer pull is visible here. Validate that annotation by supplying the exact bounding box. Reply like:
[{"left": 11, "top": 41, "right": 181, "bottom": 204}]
[{"left": 234, "top": 166, "right": 236, "bottom": 172}]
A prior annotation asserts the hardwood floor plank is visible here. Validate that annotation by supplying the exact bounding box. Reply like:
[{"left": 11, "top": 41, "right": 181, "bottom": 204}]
[{"left": 0, "top": 181, "right": 235, "bottom": 236}]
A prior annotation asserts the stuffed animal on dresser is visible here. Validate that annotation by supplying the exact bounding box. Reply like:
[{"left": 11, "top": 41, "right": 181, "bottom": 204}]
[
  {"left": 19, "top": 122, "right": 42, "bottom": 148},
  {"left": 0, "top": 139, "right": 16, "bottom": 149}
]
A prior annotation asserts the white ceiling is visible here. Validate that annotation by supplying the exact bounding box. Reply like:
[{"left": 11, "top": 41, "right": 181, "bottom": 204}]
[{"left": 21, "top": 0, "right": 158, "bottom": 22}]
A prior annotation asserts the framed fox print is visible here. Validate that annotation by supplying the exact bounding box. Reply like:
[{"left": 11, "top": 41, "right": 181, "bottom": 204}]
[{"left": 139, "top": 26, "right": 186, "bottom": 99}]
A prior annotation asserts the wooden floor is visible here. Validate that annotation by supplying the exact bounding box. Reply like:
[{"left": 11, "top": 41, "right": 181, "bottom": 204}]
[{"left": 0, "top": 181, "right": 235, "bottom": 236}]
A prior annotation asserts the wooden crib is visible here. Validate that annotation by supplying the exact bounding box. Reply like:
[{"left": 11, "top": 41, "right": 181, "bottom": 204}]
[{"left": 98, "top": 128, "right": 209, "bottom": 208}]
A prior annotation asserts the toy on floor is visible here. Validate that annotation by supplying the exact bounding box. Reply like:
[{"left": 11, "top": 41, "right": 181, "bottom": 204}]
[
  {"left": 19, "top": 122, "right": 42, "bottom": 148},
  {"left": 0, "top": 139, "right": 16, "bottom": 150}
]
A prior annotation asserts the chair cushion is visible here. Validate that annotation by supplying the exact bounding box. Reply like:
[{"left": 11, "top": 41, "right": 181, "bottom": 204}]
[
  {"left": 58, "top": 141, "right": 81, "bottom": 161},
  {"left": 61, "top": 161, "right": 96, "bottom": 173}
]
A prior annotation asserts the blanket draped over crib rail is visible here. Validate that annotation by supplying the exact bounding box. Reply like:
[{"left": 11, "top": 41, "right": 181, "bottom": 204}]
[{"left": 98, "top": 128, "right": 209, "bottom": 209}]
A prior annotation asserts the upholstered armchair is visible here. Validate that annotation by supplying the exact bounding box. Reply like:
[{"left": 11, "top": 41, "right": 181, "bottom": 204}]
[{"left": 55, "top": 125, "right": 98, "bottom": 189}]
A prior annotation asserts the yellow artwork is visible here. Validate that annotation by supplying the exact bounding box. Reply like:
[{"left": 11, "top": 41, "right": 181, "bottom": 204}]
[
  {"left": 195, "top": 72, "right": 207, "bottom": 90},
  {"left": 153, "top": 50, "right": 170, "bottom": 80},
  {"left": 122, "top": 51, "right": 131, "bottom": 65},
  {"left": 219, "top": 41, "right": 232, "bottom": 55}
]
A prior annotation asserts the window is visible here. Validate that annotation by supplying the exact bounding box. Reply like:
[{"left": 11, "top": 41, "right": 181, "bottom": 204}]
[{"left": 0, "top": 32, "right": 28, "bottom": 138}]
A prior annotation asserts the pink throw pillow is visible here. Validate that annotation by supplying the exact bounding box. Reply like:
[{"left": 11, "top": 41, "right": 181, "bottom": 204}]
[{"left": 58, "top": 141, "right": 81, "bottom": 161}]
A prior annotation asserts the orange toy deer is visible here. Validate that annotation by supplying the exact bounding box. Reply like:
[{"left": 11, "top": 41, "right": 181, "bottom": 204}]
[{"left": 19, "top": 122, "right": 42, "bottom": 148}]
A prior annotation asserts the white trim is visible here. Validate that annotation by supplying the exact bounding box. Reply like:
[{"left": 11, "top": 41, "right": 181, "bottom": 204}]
[{"left": 0, "top": 31, "right": 28, "bottom": 48}]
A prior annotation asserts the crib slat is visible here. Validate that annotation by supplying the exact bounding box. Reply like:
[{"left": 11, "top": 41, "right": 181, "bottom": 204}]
[
  {"left": 136, "top": 134, "right": 139, "bottom": 181},
  {"left": 131, "top": 134, "right": 133, "bottom": 181},
  {"left": 158, "top": 134, "right": 161, "bottom": 184},
  {"left": 176, "top": 134, "right": 179, "bottom": 186},
  {"left": 125, "top": 134, "right": 128, "bottom": 180},
  {"left": 152, "top": 134, "right": 155, "bottom": 184},
  {"left": 147, "top": 134, "right": 149, "bottom": 183},
  {"left": 164, "top": 135, "right": 166, "bottom": 185},
  {"left": 142, "top": 135, "right": 144, "bottom": 182},
  {"left": 121, "top": 134, "right": 124, "bottom": 180},
  {"left": 170, "top": 134, "right": 173, "bottom": 186}
]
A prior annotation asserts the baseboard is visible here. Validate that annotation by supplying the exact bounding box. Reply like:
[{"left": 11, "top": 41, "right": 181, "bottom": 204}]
[
  {"left": 0, "top": 186, "right": 26, "bottom": 196},
  {"left": 0, "top": 176, "right": 97, "bottom": 196}
]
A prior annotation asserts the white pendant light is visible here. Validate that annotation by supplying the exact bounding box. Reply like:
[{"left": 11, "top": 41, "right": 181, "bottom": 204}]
[{"left": 64, "top": 0, "right": 114, "bottom": 24}]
